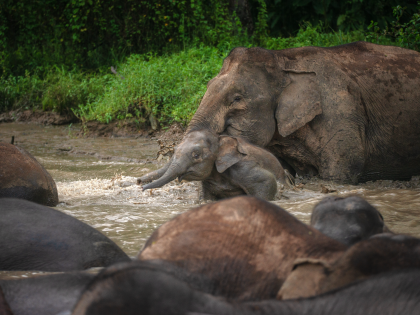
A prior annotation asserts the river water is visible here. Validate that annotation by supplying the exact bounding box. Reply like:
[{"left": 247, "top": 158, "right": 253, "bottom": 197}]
[{"left": 1, "top": 122, "right": 420, "bottom": 261}]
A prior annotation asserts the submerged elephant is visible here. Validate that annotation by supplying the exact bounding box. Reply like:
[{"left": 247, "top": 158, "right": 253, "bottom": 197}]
[
  {"left": 140, "top": 130, "right": 286, "bottom": 200},
  {"left": 156, "top": 42, "right": 420, "bottom": 183},
  {"left": 0, "top": 143, "right": 58, "bottom": 206},
  {"left": 278, "top": 233, "right": 420, "bottom": 300},
  {"left": 71, "top": 261, "right": 420, "bottom": 315},
  {"left": 138, "top": 196, "right": 346, "bottom": 300},
  {"left": 310, "top": 196, "right": 389, "bottom": 245},
  {"left": 0, "top": 198, "right": 130, "bottom": 271},
  {"left": 0, "top": 272, "right": 95, "bottom": 315}
]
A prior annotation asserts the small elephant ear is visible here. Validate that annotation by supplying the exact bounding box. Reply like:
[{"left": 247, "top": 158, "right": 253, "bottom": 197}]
[
  {"left": 215, "top": 137, "right": 244, "bottom": 173},
  {"left": 233, "top": 136, "right": 250, "bottom": 155},
  {"left": 276, "top": 70, "right": 322, "bottom": 137}
]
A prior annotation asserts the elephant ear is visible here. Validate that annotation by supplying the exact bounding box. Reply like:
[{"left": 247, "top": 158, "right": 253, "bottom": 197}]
[
  {"left": 215, "top": 136, "right": 245, "bottom": 173},
  {"left": 277, "top": 258, "right": 330, "bottom": 300},
  {"left": 233, "top": 136, "right": 250, "bottom": 155},
  {"left": 276, "top": 70, "right": 322, "bottom": 137}
]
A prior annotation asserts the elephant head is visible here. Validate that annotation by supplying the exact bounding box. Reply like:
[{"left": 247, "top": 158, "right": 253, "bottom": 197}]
[
  {"left": 141, "top": 130, "right": 219, "bottom": 190},
  {"left": 187, "top": 47, "right": 322, "bottom": 147}
]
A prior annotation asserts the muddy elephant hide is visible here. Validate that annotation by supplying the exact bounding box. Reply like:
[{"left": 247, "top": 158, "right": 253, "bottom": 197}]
[{"left": 186, "top": 42, "right": 420, "bottom": 183}]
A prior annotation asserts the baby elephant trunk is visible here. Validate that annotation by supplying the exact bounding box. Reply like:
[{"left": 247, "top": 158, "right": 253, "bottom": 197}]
[
  {"left": 141, "top": 164, "right": 182, "bottom": 191},
  {"left": 137, "top": 160, "right": 171, "bottom": 185}
]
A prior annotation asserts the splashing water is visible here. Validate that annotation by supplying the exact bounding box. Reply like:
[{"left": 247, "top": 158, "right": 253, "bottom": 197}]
[{"left": 1, "top": 123, "right": 420, "bottom": 266}]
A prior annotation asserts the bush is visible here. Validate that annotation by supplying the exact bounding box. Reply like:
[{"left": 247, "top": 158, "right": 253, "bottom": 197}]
[
  {"left": 41, "top": 68, "right": 109, "bottom": 114},
  {"left": 366, "top": 2, "right": 420, "bottom": 51},
  {"left": 1, "top": 2, "right": 418, "bottom": 128},
  {"left": 0, "top": 0, "right": 268, "bottom": 77},
  {"left": 0, "top": 68, "right": 108, "bottom": 115},
  {"left": 75, "top": 46, "right": 225, "bottom": 125}
]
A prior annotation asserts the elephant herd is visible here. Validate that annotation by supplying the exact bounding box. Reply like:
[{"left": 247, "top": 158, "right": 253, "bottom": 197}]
[
  {"left": 1, "top": 195, "right": 420, "bottom": 315},
  {"left": 140, "top": 41, "right": 420, "bottom": 192},
  {"left": 2, "top": 40, "right": 420, "bottom": 315}
]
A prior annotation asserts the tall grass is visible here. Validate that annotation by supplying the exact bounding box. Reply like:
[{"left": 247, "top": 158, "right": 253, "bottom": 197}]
[{"left": 76, "top": 46, "right": 225, "bottom": 125}]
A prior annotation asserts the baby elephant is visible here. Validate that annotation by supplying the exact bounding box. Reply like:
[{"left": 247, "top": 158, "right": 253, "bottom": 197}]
[
  {"left": 310, "top": 196, "right": 389, "bottom": 246},
  {"left": 139, "top": 130, "right": 286, "bottom": 200}
]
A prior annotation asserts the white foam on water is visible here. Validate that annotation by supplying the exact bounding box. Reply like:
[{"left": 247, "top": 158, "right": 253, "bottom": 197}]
[{"left": 56, "top": 175, "right": 200, "bottom": 206}]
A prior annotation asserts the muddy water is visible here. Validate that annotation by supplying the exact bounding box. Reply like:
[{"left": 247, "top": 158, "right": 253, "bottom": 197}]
[{"left": 1, "top": 122, "right": 420, "bottom": 262}]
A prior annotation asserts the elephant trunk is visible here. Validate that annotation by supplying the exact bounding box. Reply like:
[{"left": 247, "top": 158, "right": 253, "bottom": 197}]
[
  {"left": 137, "top": 157, "right": 172, "bottom": 185},
  {"left": 141, "top": 162, "right": 184, "bottom": 191},
  {"left": 186, "top": 105, "right": 223, "bottom": 135}
]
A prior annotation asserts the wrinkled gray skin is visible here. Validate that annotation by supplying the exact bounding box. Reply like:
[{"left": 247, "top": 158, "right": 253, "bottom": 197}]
[
  {"left": 278, "top": 233, "right": 420, "bottom": 300},
  {"left": 0, "top": 272, "right": 95, "bottom": 315},
  {"left": 0, "top": 198, "right": 130, "bottom": 271},
  {"left": 140, "top": 130, "right": 285, "bottom": 200},
  {"left": 156, "top": 42, "right": 420, "bottom": 184},
  {"left": 71, "top": 261, "right": 420, "bottom": 315},
  {"left": 310, "top": 196, "right": 389, "bottom": 246},
  {"left": 0, "top": 286, "right": 12, "bottom": 315}
]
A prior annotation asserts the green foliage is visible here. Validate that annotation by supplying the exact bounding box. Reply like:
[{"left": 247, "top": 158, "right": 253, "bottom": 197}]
[
  {"left": 41, "top": 68, "right": 108, "bottom": 114},
  {"left": 264, "top": 22, "right": 394, "bottom": 50},
  {"left": 396, "top": 4, "right": 420, "bottom": 51},
  {"left": 0, "top": 0, "right": 265, "bottom": 77},
  {"left": 1, "top": 1, "right": 418, "bottom": 128},
  {"left": 0, "top": 68, "right": 108, "bottom": 114},
  {"left": 265, "top": 0, "right": 417, "bottom": 36},
  {"left": 74, "top": 46, "right": 224, "bottom": 125},
  {"left": 366, "top": 2, "right": 420, "bottom": 50},
  {"left": 0, "top": 72, "right": 44, "bottom": 112}
]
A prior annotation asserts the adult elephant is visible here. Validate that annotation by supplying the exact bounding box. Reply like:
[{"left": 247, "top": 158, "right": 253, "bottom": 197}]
[
  {"left": 153, "top": 42, "right": 420, "bottom": 183},
  {"left": 138, "top": 196, "right": 346, "bottom": 300},
  {"left": 0, "top": 286, "right": 12, "bottom": 315},
  {"left": 0, "top": 198, "right": 130, "bottom": 271},
  {"left": 0, "top": 272, "right": 95, "bottom": 315},
  {"left": 278, "top": 233, "right": 420, "bottom": 300},
  {"left": 71, "top": 262, "right": 420, "bottom": 315},
  {"left": 0, "top": 143, "right": 58, "bottom": 206}
]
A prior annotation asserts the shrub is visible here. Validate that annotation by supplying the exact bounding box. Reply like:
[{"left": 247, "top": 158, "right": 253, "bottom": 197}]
[{"left": 75, "top": 46, "right": 225, "bottom": 125}]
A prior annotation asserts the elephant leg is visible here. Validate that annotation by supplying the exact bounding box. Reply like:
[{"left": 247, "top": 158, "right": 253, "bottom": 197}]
[
  {"left": 228, "top": 162, "right": 278, "bottom": 201},
  {"left": 199, "top": 181, "right": 218, "bottom": 201},
  {"left": 316, "top": 127, "right": 365, "bottom": 184}
]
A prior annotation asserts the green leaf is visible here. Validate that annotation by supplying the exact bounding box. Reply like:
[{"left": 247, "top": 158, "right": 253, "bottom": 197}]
[{"left": 337, "top": 14, "right": 347, "bottom": 26}]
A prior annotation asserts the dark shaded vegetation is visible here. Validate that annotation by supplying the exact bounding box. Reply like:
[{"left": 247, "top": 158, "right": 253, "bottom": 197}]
[{"left": 0, "top": 0, "right": 418, "bottom": 127}]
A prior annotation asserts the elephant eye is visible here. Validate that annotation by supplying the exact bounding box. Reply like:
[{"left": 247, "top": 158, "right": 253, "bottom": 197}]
[
  {"left": 229, "top": 95, "right": 242, "bottom": 106},
  {"left": 192, "top": 151, "right": 200, "bottom": 159}
]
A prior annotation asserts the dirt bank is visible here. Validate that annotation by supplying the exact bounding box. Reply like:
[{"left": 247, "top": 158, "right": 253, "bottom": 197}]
[
  {"left": 0, "top": 110, "right": 185, "bottom": 160},
  {"left": 0, "top": 110, "right": 184, "bottom": 140},
  {"left": 0, "top": 110, "right": 77, "bottom": 125}
]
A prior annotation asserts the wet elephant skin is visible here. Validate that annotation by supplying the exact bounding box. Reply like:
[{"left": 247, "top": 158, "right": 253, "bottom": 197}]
[
  {"left": 0, "top": 272, "right": 95, "bottom": 315},
  {"left": 138, "top": 196, "right": 346, "bottom": 300},
  {"left": 310, "top": 196, "right": 387, "bottom": 246},
  {"left": 0, "top": 286, "right": 12, "bottom": 315},
  {"left": 71, "top": 261, "right": 420, "bottom": 315},
  {"left": 0, "top": 198, "right": 130, "bottom": 271},
  {"left": 278, "top": 233, "right": 420, "bottom": 300},
  {"left": 186, "top": 42, "right": 420, "bottom": 183},
  {"left": 141, "top": 130, "right": 286, "bottom": 201},
  {"left": 0, "top": 143, "right": 58, "bottom": 206}
]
